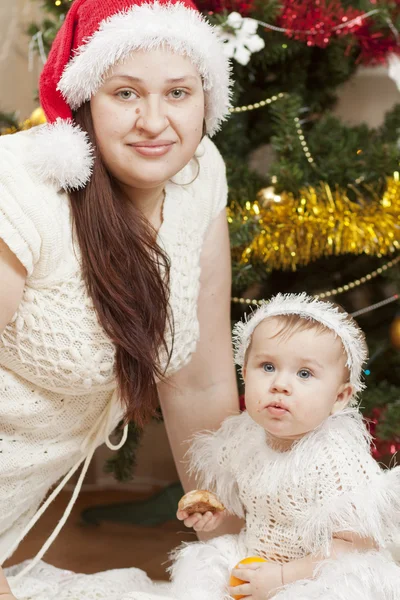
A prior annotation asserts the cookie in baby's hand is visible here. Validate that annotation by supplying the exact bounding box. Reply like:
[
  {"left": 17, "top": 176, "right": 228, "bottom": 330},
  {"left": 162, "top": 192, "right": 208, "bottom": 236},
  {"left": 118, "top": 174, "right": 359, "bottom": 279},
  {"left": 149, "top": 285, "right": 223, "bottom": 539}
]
[{"left": 178, "top": 490, "right": 225, "bottom": 515}]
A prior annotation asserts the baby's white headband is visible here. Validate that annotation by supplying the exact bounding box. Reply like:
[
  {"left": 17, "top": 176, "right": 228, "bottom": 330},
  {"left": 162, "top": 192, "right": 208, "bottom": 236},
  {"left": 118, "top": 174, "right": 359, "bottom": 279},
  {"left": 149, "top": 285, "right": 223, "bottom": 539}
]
[{"left": 233, "top": 292, "right": 368, "bottom": 399}]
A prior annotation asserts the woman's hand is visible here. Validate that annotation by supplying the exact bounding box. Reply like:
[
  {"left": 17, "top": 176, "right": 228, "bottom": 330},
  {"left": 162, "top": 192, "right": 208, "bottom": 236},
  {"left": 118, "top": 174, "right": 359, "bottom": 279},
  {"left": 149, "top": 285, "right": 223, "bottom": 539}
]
[
  {"left": 0, "top": 568, "right": 17, "bottom": 600},
  {"left": 229, "top": 561, "right": 283, "bottom": 600},
  {"left": 176, "top": 508, "right": 228, "bottom": 532}
]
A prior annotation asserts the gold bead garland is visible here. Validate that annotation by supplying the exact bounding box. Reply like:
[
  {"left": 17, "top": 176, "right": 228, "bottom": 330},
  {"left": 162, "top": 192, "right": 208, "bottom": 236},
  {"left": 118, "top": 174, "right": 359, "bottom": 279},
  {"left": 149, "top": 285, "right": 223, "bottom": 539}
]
[
  {"left": 294, "top": 115, "right": 315, "bottom": 167},
  {"left": 229, "top": 92, "right": 286, "bottom": 113},
  {"left": 231, "top": 255, "right": 400, "bottom": 306},
  {"left": 230, "top": 92, "right": 317, "bottom": 167},
  {"left": 316, "top": 256, "right": 400, "bottom": 299}
]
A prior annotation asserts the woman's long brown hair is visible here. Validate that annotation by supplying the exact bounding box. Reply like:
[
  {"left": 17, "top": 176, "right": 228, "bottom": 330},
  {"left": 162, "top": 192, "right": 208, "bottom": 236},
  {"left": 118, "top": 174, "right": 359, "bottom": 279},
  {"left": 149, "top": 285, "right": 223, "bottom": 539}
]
[{"left": 70, "top": 102, "right": 172, "bottom": 427}]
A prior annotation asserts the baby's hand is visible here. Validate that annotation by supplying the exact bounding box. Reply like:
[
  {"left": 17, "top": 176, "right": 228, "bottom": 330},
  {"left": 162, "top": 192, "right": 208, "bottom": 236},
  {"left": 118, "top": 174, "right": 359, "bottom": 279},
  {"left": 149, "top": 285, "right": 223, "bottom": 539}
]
[
  {"left": 176, "top": 508, "right": 227, "bottom": 532},
  {"left": 229, "top": 561, "right": 283, "bottom": 600},
  {"left": 176, "top": 489, "right": 226, "bottom": 532}
]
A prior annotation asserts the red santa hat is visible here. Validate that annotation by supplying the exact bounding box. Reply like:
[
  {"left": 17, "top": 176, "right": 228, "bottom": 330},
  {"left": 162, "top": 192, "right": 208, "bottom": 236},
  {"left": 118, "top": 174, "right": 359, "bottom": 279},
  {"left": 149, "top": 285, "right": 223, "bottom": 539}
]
[{"left": 32, "top": 0, "right": 232, "bottom": 190}]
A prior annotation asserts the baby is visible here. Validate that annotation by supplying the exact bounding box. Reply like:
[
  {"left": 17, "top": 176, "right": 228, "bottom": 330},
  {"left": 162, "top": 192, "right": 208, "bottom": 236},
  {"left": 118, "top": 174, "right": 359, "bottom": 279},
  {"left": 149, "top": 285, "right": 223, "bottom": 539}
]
[{"left": 171, "top": 293, "right": 400, "bottom": 600}]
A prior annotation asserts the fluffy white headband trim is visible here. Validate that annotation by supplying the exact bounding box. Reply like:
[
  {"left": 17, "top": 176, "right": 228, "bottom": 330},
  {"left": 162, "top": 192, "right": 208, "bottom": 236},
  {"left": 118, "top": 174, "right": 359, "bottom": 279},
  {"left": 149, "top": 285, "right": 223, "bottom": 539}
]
[
  {"left": 233, "top": 292, "right": 367, "bottom": 398},
  {"left": 57, "top": 2, "right": 233, "bottom": 136}
]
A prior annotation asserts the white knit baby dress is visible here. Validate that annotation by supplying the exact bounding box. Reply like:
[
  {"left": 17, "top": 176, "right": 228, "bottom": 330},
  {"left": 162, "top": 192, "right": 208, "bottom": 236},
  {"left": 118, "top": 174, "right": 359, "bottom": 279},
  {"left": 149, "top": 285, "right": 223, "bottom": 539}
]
[{"left": 169, "top": 409, "right": 400, "bottom": 600}]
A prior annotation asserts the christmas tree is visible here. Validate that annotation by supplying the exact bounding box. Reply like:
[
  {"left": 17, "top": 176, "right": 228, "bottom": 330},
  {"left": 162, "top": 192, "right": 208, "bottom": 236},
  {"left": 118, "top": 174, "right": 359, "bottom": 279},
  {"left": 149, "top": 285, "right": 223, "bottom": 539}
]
[{"left": 2, "top": 0, "right": 400, "bottom": 473}]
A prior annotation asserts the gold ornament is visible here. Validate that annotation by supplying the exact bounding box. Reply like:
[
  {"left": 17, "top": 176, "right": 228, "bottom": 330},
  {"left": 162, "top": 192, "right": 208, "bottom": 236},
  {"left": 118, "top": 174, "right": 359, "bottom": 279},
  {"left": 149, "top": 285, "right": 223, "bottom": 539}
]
[
  {"left": 257, "top": 186, "right": 282, "bottom": 206},
  {"left": 390, "top": 315, "right": 400, "bottom": 350},
  {"left": 229, "top": 175, "right": 400, "bottom": 271},
  {"left": 1, "top": 107, "right": 47, "bottom": 136},
  {"left": 29, "top": 107, "right": 47, "bottom": 126},
  {"left": 20, "top": 107, "right": 47, "bottom": 130}
]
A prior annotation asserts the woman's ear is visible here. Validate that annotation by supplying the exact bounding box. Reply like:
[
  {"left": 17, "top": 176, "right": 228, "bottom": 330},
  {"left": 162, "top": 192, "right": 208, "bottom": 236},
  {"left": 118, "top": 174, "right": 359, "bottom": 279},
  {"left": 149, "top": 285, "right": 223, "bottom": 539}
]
[{"left": 331, "top": 383, "right": 354, "bottom": 414}]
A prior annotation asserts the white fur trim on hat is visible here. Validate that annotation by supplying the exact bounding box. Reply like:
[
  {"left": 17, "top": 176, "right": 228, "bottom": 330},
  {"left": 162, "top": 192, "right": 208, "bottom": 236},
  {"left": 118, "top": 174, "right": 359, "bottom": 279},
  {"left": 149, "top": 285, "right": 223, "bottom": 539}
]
[
  {"left": 233, "top": 293, "right": 368, "bottom": 400},
  {"left": 58, "top": 2, "right": 233, "bottom": 136},
  {"left": 27, "top": 120, "right": 94, "bottom": 190}
]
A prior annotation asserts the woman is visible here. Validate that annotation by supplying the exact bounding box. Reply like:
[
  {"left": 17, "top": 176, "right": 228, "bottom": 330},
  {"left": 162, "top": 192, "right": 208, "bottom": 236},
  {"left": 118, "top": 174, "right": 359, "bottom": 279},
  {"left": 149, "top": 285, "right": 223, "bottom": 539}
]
[{"left": 0, "top": 0, "right": 239, "bottom": 597}]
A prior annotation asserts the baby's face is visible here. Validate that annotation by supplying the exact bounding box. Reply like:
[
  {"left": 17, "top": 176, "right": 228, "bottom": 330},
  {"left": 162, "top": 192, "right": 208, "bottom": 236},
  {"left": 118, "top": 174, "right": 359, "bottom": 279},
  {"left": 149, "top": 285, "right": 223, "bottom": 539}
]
[{"left": 243, "top": 317, "right": 353, "bottom": 449}]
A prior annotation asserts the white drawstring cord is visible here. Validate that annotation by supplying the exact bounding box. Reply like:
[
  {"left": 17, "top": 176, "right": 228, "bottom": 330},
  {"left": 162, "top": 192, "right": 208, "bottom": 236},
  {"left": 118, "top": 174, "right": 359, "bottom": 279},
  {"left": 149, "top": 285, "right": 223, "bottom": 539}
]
[
  {"left": 5, "top": 392, "right": 127, "bottom": 582},
  {"left": 0, "top": 457, "right": 84, "bottom": 568},
  {"left": 12, "top": 449, "right": 95, "bottom": 582},
  {"left": 106, "top": 423, "right": 128, "bottom": 451}
]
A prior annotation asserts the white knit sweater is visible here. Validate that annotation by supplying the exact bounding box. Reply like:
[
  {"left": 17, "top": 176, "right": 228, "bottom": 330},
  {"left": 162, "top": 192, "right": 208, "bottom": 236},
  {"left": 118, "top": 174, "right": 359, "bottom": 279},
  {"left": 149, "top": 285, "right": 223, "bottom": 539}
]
[
  {"left": 0, "top": 128, "right": 227, "bottom": 564},
  {"left": 166, "top": 409, "right": 400, "bottom": 600},
  {"left": 188, "top": 409, "right": 400, "bottom": 562}
]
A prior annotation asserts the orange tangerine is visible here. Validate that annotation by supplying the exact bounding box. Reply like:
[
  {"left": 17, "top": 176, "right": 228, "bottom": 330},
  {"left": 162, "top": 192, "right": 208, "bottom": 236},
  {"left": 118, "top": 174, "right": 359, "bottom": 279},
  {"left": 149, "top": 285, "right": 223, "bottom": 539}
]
[{"left": 229, "top": 556, "right": 268, "bottom": 600}]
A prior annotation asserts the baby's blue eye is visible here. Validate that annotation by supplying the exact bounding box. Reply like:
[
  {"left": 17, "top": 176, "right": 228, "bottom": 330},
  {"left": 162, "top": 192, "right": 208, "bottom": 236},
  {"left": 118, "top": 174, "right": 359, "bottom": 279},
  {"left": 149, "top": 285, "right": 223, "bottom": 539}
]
[
  {"left": 263, "top": 363, "right": 275, "bottom": 373},
  {"left": 298, "top": 369, "right": 311, "bottom": 379}
]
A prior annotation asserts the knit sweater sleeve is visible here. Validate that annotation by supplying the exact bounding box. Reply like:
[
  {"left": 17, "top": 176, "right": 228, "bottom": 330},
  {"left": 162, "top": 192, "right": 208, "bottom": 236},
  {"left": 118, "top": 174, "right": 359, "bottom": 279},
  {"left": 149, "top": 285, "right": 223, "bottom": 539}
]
[
  {"left": 298, "top": 411, "right": 400, "bottom": 555},
  {"left": 186, "top": 413, "right": 245, "bottom": 518},
  {"left": 0, "top": 139, "right": 42, "bottom": 276}
]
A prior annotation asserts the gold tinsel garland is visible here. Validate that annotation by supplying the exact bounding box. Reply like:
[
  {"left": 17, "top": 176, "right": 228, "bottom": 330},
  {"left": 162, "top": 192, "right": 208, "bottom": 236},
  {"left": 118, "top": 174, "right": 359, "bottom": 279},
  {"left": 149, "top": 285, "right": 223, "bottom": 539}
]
[{"left": 229, "top": 175, "right": 400, "bottom": 271}]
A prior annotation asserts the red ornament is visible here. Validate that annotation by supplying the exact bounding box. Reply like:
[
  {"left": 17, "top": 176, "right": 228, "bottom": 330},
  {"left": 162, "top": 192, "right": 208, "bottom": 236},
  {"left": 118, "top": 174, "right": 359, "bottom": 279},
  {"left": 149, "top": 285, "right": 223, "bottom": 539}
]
[
  {"left": 277, "top": 0, "right": 364, "bottom": 48},
  {"left": 365, "top": 408, "right": 400, "bottom": 460},
  {"left": 196, "top": 0, "right": 254, "bottom": 16}
]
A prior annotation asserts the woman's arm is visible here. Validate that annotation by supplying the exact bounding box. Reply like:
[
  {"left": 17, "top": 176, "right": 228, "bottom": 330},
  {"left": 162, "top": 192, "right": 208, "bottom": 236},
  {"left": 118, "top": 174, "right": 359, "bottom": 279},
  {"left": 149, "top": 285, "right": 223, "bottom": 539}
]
[
  {"left": 0, "top": 238, "right": 26, "bottom": 334},
  {"left": 158, "top": 210, "right": 242, "bottom": 536}
]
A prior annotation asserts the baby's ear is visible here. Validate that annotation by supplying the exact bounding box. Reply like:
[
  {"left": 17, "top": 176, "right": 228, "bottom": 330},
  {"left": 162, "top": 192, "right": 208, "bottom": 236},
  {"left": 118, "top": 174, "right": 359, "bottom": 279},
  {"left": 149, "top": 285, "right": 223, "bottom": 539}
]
[{"left": 331, "top": 383, "right": 353, "bottom": 414}]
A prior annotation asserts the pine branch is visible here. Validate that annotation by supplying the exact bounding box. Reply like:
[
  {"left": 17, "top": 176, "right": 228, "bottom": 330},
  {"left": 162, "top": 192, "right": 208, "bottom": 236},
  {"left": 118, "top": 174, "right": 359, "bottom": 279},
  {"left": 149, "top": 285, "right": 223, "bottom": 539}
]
[
  {"left": 104, "top": 422, "right": 143, "bottom": 482},
  {"left": 0, "top": 111, "right": 19, "bottom": 130}
]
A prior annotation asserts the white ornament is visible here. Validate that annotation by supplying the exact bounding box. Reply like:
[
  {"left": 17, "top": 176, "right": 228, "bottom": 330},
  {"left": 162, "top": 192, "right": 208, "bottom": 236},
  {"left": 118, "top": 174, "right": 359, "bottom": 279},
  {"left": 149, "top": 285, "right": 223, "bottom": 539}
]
[
  {"left": 216, "top": 12, "right": 265, "bottom": 66},
  {"left": 388, "top": 53, "right": 400, "bottom": 91}
]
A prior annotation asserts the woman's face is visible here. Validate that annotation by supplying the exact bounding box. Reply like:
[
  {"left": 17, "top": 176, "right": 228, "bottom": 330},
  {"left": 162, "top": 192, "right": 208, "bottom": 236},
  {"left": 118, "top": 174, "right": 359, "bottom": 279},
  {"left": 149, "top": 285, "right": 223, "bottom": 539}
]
[{"left": 90, "top": 48, "right": 205, "bottom": 191}]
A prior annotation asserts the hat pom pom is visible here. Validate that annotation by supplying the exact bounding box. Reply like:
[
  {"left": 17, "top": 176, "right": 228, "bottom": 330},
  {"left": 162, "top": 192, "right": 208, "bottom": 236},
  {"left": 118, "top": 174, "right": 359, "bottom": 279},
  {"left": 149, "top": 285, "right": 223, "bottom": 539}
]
[{"left": 28, "top": 119, "right": 94, "bottom": 190}]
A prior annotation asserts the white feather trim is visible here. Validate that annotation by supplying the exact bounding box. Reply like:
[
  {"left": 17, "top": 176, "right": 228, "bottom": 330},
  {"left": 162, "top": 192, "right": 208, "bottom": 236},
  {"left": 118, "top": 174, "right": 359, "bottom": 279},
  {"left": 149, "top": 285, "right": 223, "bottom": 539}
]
[
  {"left": 187, "top": 419, "right": 246, "bottom": 518},
  {"left": 199, "top": 409, "right": 371, "bottom": 498},
  {"left": 27, "top": 120, "right": 94, "bottom": 190},
  {"left": 297, "top": 465, "right": 400, "bottom": 556},
  {"left": 169, "top": 534, "right": 245, "bottom": 600},
  {"left": 233, "top": 293, "right": 368, "bottom": 401},
  {"left": 386, "top": 532, "right": 400, "bottom": 563},
  {"left": 190, "top": 409, "right": 400, "bottom": 561},
  {"left": 274, "top": 551, "right": 400, "bottom": 600},
  {"left": 58, "top": 2, "right": 233, "bottom": 136}
]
